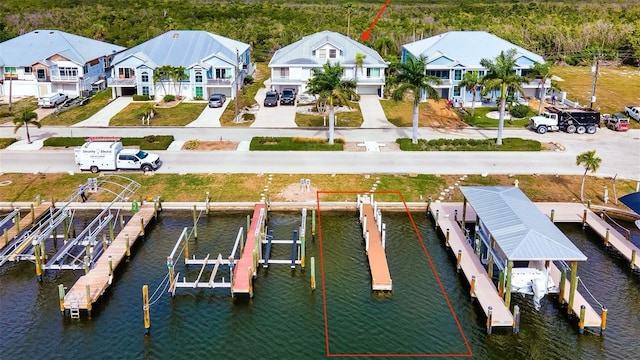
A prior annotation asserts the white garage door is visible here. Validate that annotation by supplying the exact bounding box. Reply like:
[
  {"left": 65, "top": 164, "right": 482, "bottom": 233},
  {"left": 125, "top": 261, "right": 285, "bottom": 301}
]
[{"left": 358, "top": 86, "right": 379, "bottom": 95}]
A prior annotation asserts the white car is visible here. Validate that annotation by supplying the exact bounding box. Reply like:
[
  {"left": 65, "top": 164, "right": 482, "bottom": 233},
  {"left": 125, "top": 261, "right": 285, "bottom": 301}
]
[{"left": 624, "top": 106, "right": 640, "bottom": 122}]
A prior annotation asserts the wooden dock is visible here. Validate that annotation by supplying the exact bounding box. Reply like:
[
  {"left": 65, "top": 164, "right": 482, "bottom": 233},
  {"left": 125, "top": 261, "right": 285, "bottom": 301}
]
[
  {"left": 232, "top": 204, "right": 266, "bottom": 296},
  {"left": 1, "top": 203, "right": 50, "bottom": 252},
  {"left": 535, "top": 203, "right": 640, "bottom": 270},
  {"left": 548, "top": 262, "right": 602, "bottom": 329},
  {"left": 359, "top": 202, "right": 392, "bottom": 291},
  {"left": 430, "top": 202, "right": 514, "bottom": 329},
  {"left": 63, "top": 206, "right": 155, "bottom": 313}
]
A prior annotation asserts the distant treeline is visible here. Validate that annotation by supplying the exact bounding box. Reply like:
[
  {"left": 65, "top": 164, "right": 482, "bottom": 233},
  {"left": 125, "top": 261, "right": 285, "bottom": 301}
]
[{"left": 1, "top": 0, "right": 639, "bottom": 65}]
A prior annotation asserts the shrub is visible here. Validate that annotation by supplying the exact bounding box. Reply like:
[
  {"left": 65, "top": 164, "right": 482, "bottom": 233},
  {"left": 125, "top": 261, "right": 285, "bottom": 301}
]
[
  {"left": 244, "top": 75, "right": 255, "bottom": 85},
  {"left": 510, "top": 104, "right": 530, "bottom": 118},
  {"left": 43, "top": 137, "right": 85, "bottom": 147},
  {"left": 163, "top": 95, "right": 176, "bottom": 102},
  {"left": 243, "top": 113, "right": 255, "bottom": 121},
  {"left": 132, "top": 94, "right": 153, "bottom": 101},
  {"left": 183, "top": 140, "right": 200, "bottom": 150},
  {"left": 193, "top": 96, "right": 204, "bottom": 101},
  {"left": 0, "top": 138, "right": 18, "bottom": 149}
]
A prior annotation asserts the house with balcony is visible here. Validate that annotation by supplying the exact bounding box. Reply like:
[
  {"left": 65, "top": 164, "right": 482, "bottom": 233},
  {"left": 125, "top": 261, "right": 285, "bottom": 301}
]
[
  {"left": 0, "top": 29, "right": 124, "bottom": 98},
  {"left": 109, "top": 30, "right": 253, "bottom": 100},
  {"left": 268, "top": 30, "right": 387, "bottom": 97},
  {"left": 401, "top": 31, "right": 547, "bottom": 105}
]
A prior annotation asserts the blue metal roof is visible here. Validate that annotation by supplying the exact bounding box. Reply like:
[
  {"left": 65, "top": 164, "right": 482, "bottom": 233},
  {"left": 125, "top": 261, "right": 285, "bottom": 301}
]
[
  {"left": 112, "top": 30, "right": 250, "bottom": 68},
  {"left": 460, "top": 186, "right": 587, "bottom": 262},
  {"left": 269, "top": 30, "right": 387, "bottom": 67},
  {"left": 402, "top": 31, "right": 545, "bottom": 68},
  {"left": 0, "top": 29, "right": 125, "bottom": 66}
]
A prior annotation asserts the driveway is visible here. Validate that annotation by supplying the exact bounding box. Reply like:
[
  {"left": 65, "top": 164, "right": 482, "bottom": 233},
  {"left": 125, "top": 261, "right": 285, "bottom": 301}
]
[
  {"left": 72, "top": 96, "right": 133, "bottom": 127},
  {"left": 359, "top": 95, "right": 395, "bottom": 128},
  {"left": 250, "top": 87, "right": 297, "bottom": 128},
  {"left": 186, "top": 100, "right": 228, "bottom": 127}
]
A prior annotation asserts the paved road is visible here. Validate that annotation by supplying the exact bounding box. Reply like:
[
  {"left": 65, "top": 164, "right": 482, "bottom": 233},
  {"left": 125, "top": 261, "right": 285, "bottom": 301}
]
[{"left": 1, "top": 125, "right": 638, "bottom": 179}]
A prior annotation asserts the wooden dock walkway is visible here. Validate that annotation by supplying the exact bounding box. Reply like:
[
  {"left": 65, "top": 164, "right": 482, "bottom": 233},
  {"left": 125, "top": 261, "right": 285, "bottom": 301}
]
[
  {"left": 430, "top": 202, "right": 514, "bottom": 329},
  {"left": 1, "top": 203, "right": 50, "bottom": 252},
  {"left": 232, "top": 204, "right": 265, "bottom": 296},
  {"left": 535, "top": 203, "right": 640, "bottom": 270},
  {"left": 63, "top": 206, "right": 155, "bottom": 313},
  {"left": 360, "top": 202, "right": 392, "bottom": 291}
]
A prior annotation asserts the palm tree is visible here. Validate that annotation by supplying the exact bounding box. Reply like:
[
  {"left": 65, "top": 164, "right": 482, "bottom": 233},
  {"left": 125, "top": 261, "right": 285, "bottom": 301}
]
[
  {"left": 307, "top": 62, "right": 358, "bottom": 145},
  {"left": 390, "top": 56, "right": 441, "bottom": 144},
  {"left": 458, "top": 71, "right": 482, "bottom": 117},
  {"left": 171, "top": 66, "right": 189, "bottom": 97},
  {"left": 153, "top": 65, "right": 173, "bottom": 97},
  {"left": 345, "top": 3, "right": 353, "bottom": 38},
  {"left": 576, "top": 150, "right": 602, "bottom": 202},
  {"left": 480, "top": 49, "right": 527, "bottom": 145},
  {"left": 373, "top": 36, "right": 396, "bottom": 58},
  {"left": 13, "top": 110, "right": 40, "bottom": 144},
  {"left": 531, "top": 61, "right": 554, "bottom": 114},
  {"left": 355, "top": 52, "right": 366, "bottom": 83}
]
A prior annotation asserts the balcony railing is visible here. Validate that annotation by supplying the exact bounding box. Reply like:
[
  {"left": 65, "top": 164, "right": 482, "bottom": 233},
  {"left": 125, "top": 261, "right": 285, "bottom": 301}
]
[
  {"left": 110, "top": 77, "right": 137, "bottom": 86},
  {"left": 50, "top": 75, "right": 79, "bottom": 82},
  {"left": 206, "top": 78, "right": 232, "bottom": 85}
]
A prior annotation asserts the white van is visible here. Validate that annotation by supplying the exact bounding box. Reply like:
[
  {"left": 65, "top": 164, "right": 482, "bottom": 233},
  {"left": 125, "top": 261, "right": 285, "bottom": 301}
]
[
  {"left": 38, "top": 92, "right": 67, "bottom": 108},
  {"left": 74, "top": 140, "right": 162, "bottom": 173}
]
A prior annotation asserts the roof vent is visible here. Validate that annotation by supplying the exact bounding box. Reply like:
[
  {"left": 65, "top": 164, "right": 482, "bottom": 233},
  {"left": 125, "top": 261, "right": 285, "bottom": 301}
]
[
  {"left": 49, "top": 31, "right": 54, "bottom": 35},
  {"left": 172, "top": 33, "right": 179, "bottom": 39}
]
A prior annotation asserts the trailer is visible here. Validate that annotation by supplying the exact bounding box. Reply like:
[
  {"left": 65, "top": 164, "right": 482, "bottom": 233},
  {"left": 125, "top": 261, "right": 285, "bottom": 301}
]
[{"left": 529, "top": 106, "right": 600, "bottom": 134}]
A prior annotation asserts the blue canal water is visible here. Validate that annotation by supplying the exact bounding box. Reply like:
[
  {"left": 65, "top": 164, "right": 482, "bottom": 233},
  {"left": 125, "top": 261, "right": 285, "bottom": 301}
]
[{"left": 0, "top": 209, "right": 639, "bottom": 359}]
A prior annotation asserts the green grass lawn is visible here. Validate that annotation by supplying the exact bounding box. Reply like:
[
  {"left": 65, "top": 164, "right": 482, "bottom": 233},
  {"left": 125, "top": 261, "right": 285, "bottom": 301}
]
[
  {"left": 109, "top": 102, "right": 205, "bottom": 126},
  {"left": 460, "top": 106, "right": 532, "bottom": 128},
  {"left": 39, "top": 90, "right": 112, "bottom": 126},
  {"left": 295, "top": 101, "right": 363, "bottom": 127},
  {"left": 0, "top": 96, "right": 38, "bottom": 123},
  {"left": 249, "top": 137, "right": 343, "bottom": 151}
]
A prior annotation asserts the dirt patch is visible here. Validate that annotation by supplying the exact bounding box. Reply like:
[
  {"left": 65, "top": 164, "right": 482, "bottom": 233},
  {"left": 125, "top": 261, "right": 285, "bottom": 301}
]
[
  {"left": 183, "top": 141, "right": 239, "bottom": 150},
  {"left": 274, "top": 182, "right": 318, "bottom": 202},
  {"left": 423, "top": 99, "right": 469, "bottom": 130}
]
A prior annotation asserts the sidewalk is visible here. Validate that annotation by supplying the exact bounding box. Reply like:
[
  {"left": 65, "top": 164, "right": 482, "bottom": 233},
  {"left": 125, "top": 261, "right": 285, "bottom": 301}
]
[{"left": 72, "top": 96, "right": 133, "bottom": 127}]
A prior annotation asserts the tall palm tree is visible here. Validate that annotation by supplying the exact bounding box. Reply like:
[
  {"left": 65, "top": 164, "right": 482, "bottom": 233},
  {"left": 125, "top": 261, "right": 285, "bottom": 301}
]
[
  {"left": 576, "top": 150, "right": 602, "bottom": 202},
  {"left": 13, "top": 110, "right": 40, "bottom": 144},
  {"left": 373, "top": 36, "right": 396, "bottom": 58},
  {"left": 458, "top": 71, "right": 482, "bottom": 117},
  {"left": 480, "top": 49, "right": 527, "bottom": 145},
  {"left": 307, "top": 62, "right": 358, "bottom": 144},
  {"left": 171, "top": 66, "right": 189, "bottom": 97},
  {"left": 345, "top": 3, "right": 353, "bottom": 38},
  {"left": 355, "top": 52, "right": 366, "bottom": 83},
  {"left": 390, "top": 56, "right": 441, "bottom": 144},
  {"left": 153, "top": 65, "right": 173, "bottom": 97},
  {"left": 532, "top": 61, "right": 554, "bottom": 114}
]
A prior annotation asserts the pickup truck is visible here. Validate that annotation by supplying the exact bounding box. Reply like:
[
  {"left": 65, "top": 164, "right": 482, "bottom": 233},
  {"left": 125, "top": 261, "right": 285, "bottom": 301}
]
[
  {"left": 624, "top": 106, "right": 640, "bottom": 122},
  {"left": 604, "top": 113, "right": 630, "bottom": 131}
]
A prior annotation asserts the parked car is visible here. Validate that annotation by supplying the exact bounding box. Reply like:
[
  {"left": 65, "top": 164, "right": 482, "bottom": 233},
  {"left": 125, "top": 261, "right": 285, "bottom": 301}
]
[
  {"left": 208, "top": 93, "right": 226, "bottom": 108},
  {"left": 280, "top": 88, "right": 296, "bottom": 105},
  {"left": 605, "top": 113, "right": 631, "bottom": 131},
  {"left": 624, "top": 105, "right": 640, "bottom": 122},
  {"left": 264, "top": 90, "right": 279, "bottom": 107},
  {"left": 37, "top": 92, "right": 67, "bottom": 108}
]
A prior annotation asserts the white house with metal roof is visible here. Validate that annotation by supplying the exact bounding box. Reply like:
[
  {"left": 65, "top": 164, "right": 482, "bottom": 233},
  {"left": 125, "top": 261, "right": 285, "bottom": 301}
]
[
  {"left": 268, "top": 30, "right": 387, "bottom": 97},
  {"left": 401, "top": 31, "right": 547, "bottom": 104},
  {"left": 109, "top": 30, "right": 253, "bottom": 100},
  {"left": 0, "top": 29, "right": 124, "bottom": 98}
]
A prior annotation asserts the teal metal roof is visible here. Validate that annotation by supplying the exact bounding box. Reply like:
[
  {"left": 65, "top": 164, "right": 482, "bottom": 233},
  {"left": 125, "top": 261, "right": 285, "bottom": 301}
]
[
  {"left": 460, "top": 186, "right": 587, "bottom": 262},
  {"left": 0, "top": 30, "right": 125, "bottom": 66}
]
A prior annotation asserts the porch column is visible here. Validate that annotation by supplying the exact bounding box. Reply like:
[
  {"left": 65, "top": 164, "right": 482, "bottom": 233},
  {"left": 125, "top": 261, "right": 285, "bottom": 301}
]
[
  {"left": 461, "top": 197, "right": 467, "bottom": 226},
  {"left": 487, "top": 236, "right": 495, "bottom": 279},
  {"left": 111, "top": 87, "right": 116, "bottom": 99}
]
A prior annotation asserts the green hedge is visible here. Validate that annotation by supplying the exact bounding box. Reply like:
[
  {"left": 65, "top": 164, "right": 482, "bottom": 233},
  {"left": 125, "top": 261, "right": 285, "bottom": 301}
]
[
  {"left": 250, "top": 137, "right": 343, "bottom": 151},
  {"left": 43, "top": 135, "right": 174, "bottom": 150},
  {"left": 396, "top": 137, "right": 542, "bottom": 151},
  {"left": 132, "top": 94, "right": 154, "bottom": 101},
  {"left": 0, "top": 138, "right": 18, "bottom": 149}
]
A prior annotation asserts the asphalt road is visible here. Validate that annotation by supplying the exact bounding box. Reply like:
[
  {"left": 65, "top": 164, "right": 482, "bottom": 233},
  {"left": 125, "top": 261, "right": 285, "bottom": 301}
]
[{"left": 1, "top": 126, "right": 638, "bottom": 179}]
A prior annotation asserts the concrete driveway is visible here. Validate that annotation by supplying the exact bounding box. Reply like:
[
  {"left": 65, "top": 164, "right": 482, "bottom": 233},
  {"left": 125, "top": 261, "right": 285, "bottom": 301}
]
[
  {"left": 250, "top": 87, "right": 297, "bottom": 128},
  {"left": 186, "top": 100, "right": 228, "bottom": 127},
  {"left": 359, "top": 95, "right": 395, "bottom": 128},
  {"left": 72, "top": 96, "right": 133, "bottom": 127}
]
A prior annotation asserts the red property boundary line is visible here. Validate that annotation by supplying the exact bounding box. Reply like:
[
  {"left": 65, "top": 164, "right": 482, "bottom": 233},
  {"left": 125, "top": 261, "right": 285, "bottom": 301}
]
[{"left": 316, "top": 190, "right": 473, "bottom": 357}]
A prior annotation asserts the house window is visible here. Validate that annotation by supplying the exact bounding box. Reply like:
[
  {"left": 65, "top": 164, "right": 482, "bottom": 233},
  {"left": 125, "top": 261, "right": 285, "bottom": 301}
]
[
  {"left": 195, "top": 70, "right": 203, "bottom": 83},
  {"left": 453, "top": 86, "right": 460, "bottom": 96},
  {"left": 366, "top": 68, "right": 380, "bottom": 78},
  {"left": 520, "top": 69, "right": 532, "bottom": 77},
  {"left": 318, "top": 49, "right": 326, "bottom": 59},
  {"left": 215, "top": 68, "right": 227, "bottom": 79},
  {"left": 141, "top": 72, "right": 149, "bottom": 82},
  {"left": 142, "top": 86, "right": 149, "bottom": 96},
  {"left": 59, "top": 67, "right": 78, "bottom": 78},
  {"left": 329, "top": 49, "right": 337, "bottom": 59},
  {"left": 37, "top": 68, "right": 46, "bottom": 80},
  {"left": 454, "top": 70, "right": 462, "bottom": 81},
  {"left": 83, "top": 64, "right": 89, "bottom": 74},
  {"left": 24, "top": 67, "right": 32, "bottom": 74},
  {"left": 427, "top": 70, "right": 449, "bottom": 79},
  {"left": 478, "top": 70, "right": 486, "bottom": 77},
  {"left": 4, "top": 67, "right": 17, "bottom": 79},
  {"left": 279, "top": 67, "right": 289, "bottom": 78}
]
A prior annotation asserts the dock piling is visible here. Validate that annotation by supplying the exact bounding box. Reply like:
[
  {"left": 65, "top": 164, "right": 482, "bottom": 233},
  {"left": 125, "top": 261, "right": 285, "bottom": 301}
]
[
  {"left": 550, "top": 209, "right": 555, "bottom": 223},
  {"left": 14, "top": 211, "right": 20, "bottom": 232},
  {"left": 470, "top": 275, "right": 476, "bottom": 299},
  {"left": 559, "top": 268, "right": 567, "bottom": 305},
  {"left": 486, "top": 306, "right": 493, "bottom": 334},
  {"left": 601, "top": 306, "right": 607, "bottom": 334},
  {"left": 142, "top": 285, "right": 150, "bottom": 335},
  {"left": 301, "top": 227, "right": 306, "bottom": 269},
  {"left": 434, "top": 210, "right": 439, "bottom": 229},
  {"left": 381, "top": 223, "right": 386, "bottom": 249},
  {"left": 445, "top": 228, "right": 450, "bottom": 248},
  {"left": 31, "top": 203, "right": 35, "bottom": 224},
  {"left": 498, "top": 270, "right": 504, "bottom": 297},
  {"left": 291, "top": 230, "right": 298, "bottom": 269},
  {"left": 312, "top": 209, "right": 316, "bottom": 237},
  {"left": 84, "top": 255, "right": 89, "bottom": 275},
  {"left": 310, "top": 257, "right": 316, "bottom": 291},
  {"left": 108, "top": 256, "right": 113, "bottom": 282},
  {"left": 579, "top": 305, "right": 586, "bottom": 334},
  {"left": 456, "top": 250, "right": 462, "bottom": 272},
  {"left": 505, "top": 261, "right": 513, "bottom": 308},
  {"left": 85, "top": 284, "right": 92, "bottom": 317},
  {"left": 513, "top": 305, "right": 520, "bottom": 334},
  {"left": 582, "top": 209, "right": 587, "bottom": 228},
  {"left": 125, "top": 234, "right": 130, "bottom": 258},
  {"left": 631, "top": 250, "right": 636, "bottom": 269},
  {"left": 193, "top": 205, "right": 198, "bottom": 240},
  {"left": 34, "top": 241, "right": 42, "bottom": 281},
  {"left": 568, "top": 262, "right": 578, "bottom": 314},
  {"left": 58, "top": 284, "right": 65, "bottom": 315},
  {"left": 605, "top": 228, "right": 610, "bottom": 247},
  {"left": 140, "top": 217, "right": 145, "bottom": 236}
]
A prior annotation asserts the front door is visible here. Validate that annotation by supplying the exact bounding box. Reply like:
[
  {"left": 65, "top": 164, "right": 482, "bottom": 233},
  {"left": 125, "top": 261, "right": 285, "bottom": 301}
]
[
  {"left": 195, "top": 86, "right": 203, "bottom": 98},
  {"left": 441, "top": 88, "right": 449, "bottom": 99}
]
